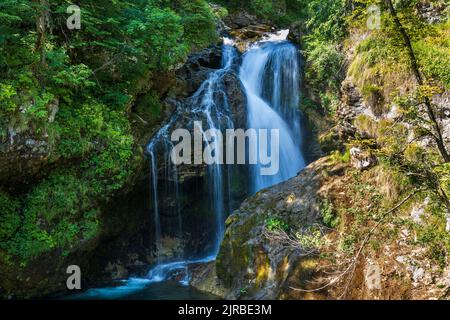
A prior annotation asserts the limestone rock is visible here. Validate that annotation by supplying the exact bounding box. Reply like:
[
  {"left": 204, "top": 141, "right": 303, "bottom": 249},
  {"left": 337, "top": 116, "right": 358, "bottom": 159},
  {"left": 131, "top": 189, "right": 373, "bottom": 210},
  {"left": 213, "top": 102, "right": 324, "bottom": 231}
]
[{"left": 350, "top": 147, "right": 377, "bottom": 170}]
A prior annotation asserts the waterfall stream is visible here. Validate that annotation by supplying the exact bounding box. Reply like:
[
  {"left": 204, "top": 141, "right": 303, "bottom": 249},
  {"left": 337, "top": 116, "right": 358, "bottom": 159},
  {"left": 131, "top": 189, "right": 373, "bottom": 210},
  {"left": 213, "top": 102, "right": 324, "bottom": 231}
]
[
  {"left": 74, "top": 30, "right": 306, "bottom": 299},
  {"left": 240, "top": 33, "right": 305, "bottom": 193},
  {"left": 142, "top": 42, "right": 239, "bottom": 283}
]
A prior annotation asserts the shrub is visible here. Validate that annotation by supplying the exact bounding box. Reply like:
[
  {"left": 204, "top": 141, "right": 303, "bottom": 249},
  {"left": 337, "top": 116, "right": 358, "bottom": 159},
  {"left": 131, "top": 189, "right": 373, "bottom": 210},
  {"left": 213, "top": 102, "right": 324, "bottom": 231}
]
[
  {"left": 321, "top": 198, "right": 340, "bottom": 228},
  {"left": 0, "top": 192, "right": 20, "bottom": 242}
]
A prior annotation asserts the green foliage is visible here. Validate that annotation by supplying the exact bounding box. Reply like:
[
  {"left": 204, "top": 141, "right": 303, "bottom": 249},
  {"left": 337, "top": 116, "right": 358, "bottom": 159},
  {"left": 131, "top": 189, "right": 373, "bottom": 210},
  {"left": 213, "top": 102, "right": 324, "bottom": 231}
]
[
  {"left": 300, "top": 0, "right": 347, "bottom": 114},
  {"left": 295, "top": 226, "right": 325, "bottom": 249},
  {"left": 265, "top": 217, "right": 289, "bottom": 232},
  {"left": 126, "top": 5, "right": 188, "bottom": 70},
  {"left": 304, "top": 0, "right": 347, "bottom": 42},
  {"left": 135, "top": 91, "right": 165, "bottom": 127},
  {"left": 321, "top": 198, "right": 339, "bottom": 228},
  {"left": 0, "top": 192, "right": 20, "bottom": 242},
  {"left": 174, "top": 0, "right": 218, "bottom": 50},
  {"left": 414, "top": 21, "right": 450, "bottom": 89},
  {"left": 0, "top": 0, "right": 218, "bottom": 265},
  {"left": 330, "top": 148, "right": 351, "bottom": 164},
  {"left": 215, "top": 0, "right": 307, "bottom": 24},
  {"left": 0, "top": 83, "right": 17, "bottom": 114},
  {"left": 414, "top": 197, "right": 450, "bottom": 269},
  {"left": 340, "top": 233, "right": 357, "bottom": 253},
  {"left": 2, "top": 172, "right": 101, "bottom": 260},
  {"left": 305, "top": 41, "right": 345, "bottom": 92}
]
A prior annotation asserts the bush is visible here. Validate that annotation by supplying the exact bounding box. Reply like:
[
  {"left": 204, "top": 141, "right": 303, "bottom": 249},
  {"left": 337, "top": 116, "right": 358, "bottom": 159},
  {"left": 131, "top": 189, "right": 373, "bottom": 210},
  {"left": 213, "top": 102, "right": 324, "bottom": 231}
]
[
  {"left": 305, "top": 41, "right": 345, "bottom": 92},
  {"left": 414, "top": 22, "right": 450, "bottom": 89},
  {"left": 2, "top": 172, "right": 102, "bottom": 260},
  {"left": 0, "top": 192, "right": 20, "bottom": 242},
  {"left": 321, "top": 198, "right": 340, "bottom": 228},
  {"left": 0, "top": 83, "right": 17, "bottom": 114}
]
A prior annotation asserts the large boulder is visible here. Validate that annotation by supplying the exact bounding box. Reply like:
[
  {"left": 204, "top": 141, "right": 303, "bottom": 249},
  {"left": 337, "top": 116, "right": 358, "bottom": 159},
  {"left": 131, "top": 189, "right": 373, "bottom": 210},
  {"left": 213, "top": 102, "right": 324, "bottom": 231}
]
[
  {"left": 0, "top": 99, "right": 60, "bottom": 189},
  {"left": 215, "top": 158, "right": 329, "bottom": 299},
  {"left": 0, "top": 131, "right": 52, "bottom": 188}
]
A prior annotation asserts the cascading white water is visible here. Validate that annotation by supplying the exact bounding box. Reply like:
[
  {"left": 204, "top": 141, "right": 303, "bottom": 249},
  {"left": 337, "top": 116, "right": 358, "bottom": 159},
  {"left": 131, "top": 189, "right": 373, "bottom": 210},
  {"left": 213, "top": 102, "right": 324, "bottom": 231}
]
[
  {"left": 143, "top": 42, "right": 238, "bottom": 283},
  {"left": 146, "top": 116, "right": 182, "bottom": 263},
  {"left": 76, "top": 31, "right": 307, "bottom": 299},
  {"left": 189, "top": 44, "right": 237, "bottom": 255},
  {"left": 240, "top": 31, "right": 305, "bottom": 193}
]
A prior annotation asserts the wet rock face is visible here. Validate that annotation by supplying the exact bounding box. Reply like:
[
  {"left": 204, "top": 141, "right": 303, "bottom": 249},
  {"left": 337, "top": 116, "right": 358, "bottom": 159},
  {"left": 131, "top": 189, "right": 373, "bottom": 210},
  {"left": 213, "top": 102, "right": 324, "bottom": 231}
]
[
  {"left": 229, "top": 25, "right": 274, "bottom": 53},
  {"left": 145, "top": 43, "right": 250, "bottom": 261},
  {"left": 174, "top": 46, "right": 224, "bottom": 98},
  {"left": 153, "top": 44, "right": 248, "bottom": 182},
  {"left": 189, "top": 261, "right": 226, "bottom": 298},
  {"left": 0, "top": 126, "right": 53, "bottom": 190},
  {"left": 222, "top": 71, "right": 247, "bottom": 129},
  {"left": 223, "top": 12, "right": 260, "bottom": 29},
  {"left": 0, "top": 98, "right": 59, "bottom": 188},
  {"left": 222, "top": 11, "right": 276, "bottom": 52}
]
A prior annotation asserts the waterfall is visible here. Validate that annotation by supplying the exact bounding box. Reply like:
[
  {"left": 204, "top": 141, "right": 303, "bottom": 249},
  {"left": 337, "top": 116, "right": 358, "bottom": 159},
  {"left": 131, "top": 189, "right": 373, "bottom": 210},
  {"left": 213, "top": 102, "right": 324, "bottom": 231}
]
[
  {"left": 146, "top": 115, "right": 182, "bottom": 262},
  {"left": 76, "top": 31, "right": 307, "bottom": 298},
  {"left": 145, "top": 33, "right": 305, "bottom": 283},
  {"left": 240, "top": 32, "right": 305, "bottom": 193},
  {"left": 189, "top": 44, "right": 237, "bottom": 255},
  {"left": 144, "top": 42, "right": 238, "bottom": 282}
]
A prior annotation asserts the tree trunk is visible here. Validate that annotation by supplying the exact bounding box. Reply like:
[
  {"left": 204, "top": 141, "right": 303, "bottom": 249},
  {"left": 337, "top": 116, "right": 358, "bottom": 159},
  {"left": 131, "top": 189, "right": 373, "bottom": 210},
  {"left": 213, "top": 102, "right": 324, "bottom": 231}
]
[
  {"left": 385, "top": 0, "right": 450, "bottom": 162},
  {"left": 34, "top": 0, "right": 49, "bottom": 67}
]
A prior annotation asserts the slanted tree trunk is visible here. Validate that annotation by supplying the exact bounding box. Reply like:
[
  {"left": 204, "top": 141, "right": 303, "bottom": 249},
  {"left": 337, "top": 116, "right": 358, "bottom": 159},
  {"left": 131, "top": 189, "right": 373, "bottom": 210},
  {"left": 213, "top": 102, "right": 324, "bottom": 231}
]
[
  {"left": 385, "top": 0, "right": 450, "bottom": 162},
  {"left": 34, "top": 0, "right": 49, "bottom": 67}
]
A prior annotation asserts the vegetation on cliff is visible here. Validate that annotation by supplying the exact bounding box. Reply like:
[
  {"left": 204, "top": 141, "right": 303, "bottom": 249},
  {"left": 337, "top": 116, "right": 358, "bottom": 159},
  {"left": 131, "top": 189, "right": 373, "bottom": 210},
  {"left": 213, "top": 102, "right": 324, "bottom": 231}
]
[{"left": 0, "top": 0, "right": 217, "bottom": 267}]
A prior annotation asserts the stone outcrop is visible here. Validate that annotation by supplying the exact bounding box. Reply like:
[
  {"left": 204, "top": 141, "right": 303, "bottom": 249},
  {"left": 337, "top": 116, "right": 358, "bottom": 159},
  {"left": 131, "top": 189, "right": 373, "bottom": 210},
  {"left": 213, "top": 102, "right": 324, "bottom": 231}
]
[
  {"left": 173, "top": 46, "right": 224, "bottom": 98},
  {"left": 0, "top": 98, "right": 60, "bottom": 189},
  {"left": 416, "top": 1, "right": 448, "bottom": 24},
  {"left": 349, "top": 147, "right": 377, "bottom": 170}
]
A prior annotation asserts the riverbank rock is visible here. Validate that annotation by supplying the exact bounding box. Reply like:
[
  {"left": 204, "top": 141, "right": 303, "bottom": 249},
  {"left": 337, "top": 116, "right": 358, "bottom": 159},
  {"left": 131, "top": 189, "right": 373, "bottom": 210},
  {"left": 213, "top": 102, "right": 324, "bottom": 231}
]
[
  {"left": 189, "top": 262, "right": 227, "bottom": 298},
  {"left": 216, "top": 158, "right": 331, "bottom": 299}
]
